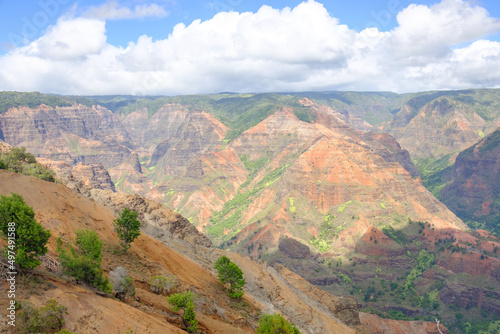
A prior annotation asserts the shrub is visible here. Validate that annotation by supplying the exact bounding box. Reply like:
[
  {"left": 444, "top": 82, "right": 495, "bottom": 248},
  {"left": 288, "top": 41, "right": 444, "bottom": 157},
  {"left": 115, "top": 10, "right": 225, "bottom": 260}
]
[
  {"left": 0, "top": 193, "right": 51, "bottom": 269},
  {"left": 57, "top": 230, "right": 111, "bottom": 293},
  {"left": 0, "top": 147, "right": 55, "bottom": 182},
  {"left": 113, "top": 208, "right": 141, "bottom": 253},
  {"left": 22, "top": 163, "right": 55, "bottom": 182},
  {"left": 110, "top": 267, "right": 135, "bottom": 300},
  {"left": 0, "top": 147, "right": 36, "bottom": 173},
  {"left": 214, "top": 255, "right": 245, "bottom": 299},
  {"left": 255, "top": 313, "right": 300, "bottom": 334},
  {"left": 17, "top": 299, "right": 68, "bottom": 334},
  {"left": 167, "top": 291, "right": 198, "bottom": 333},
  {"left": 150, "top": 275, "right": 177, "bottom": 294}
]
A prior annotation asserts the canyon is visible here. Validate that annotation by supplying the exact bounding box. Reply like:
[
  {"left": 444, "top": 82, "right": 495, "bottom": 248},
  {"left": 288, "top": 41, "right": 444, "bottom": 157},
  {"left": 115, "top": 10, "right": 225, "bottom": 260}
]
[{"left": 1, "top": 90, "right": 499, "bottom": 332}]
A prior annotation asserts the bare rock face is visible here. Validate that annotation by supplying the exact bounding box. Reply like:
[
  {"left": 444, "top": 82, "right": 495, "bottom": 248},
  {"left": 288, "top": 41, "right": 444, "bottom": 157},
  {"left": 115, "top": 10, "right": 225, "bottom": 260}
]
[
  {"left": 38, "top": 158, "right": 116, "bottom": 192},
  {"left": 61, "top": 173, "right": 212, "bottom": 248},
  {"left": 0, "top": 104, "right": 132, "bottom": 167},
  {"left": 359, "top": 131, "right": 420, "bottom": 178},
  {"left": 278, "top": 236, "right": 310, "bottom": 259},
  {"left": 384, "top": 95, "right": 500, "bottom": 161},
  {"left": 71, "top": 163, "right": 117, "bottom": 192},
  {"left": 440, "top": 284, "right": 500, "bottom": 315}
]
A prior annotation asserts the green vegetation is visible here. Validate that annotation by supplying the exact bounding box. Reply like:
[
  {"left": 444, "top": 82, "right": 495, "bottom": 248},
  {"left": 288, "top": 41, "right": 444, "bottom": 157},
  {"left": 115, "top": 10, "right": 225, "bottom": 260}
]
[
  {"left": 338, "top": 201, "right": 351, "bottom": 213},
  {"left": 255, "top": 313, "right": 301, "bottom": 334},
  {"left": 309, "top": 237, "right": 330, "bottom": 252},
  {"left": 450, "top": 320, "right": 500, "bottom": 334},
  {"left": 479, "top": 321, "right": 500, "bottom": 334},
  {"left": 240, "top": 155, "right": 269, "bottom": 173},
  {"left": 402, "top": 250, "right": 434, "bottom": 296},
  {"left": 296, "top": 91, "right": 403, "bottom": 126},
  {"left": 17, "top": 299, "right": 68, "bottom": 334},
  {"left": 240, "top": 154, "right": 270, "bottom": 186},
  {"left": 292, "top": 107, "right": 317, "bottom": 124},
  {"left": 0, "top": 91, "right": 72, "bottom": 114},
  {"left": 110, "top": 267, "right": 135, "bottom": 300},
  {"left": 57, "top": 229, "right": 111, "bottom": 293},
  {"left": 337, "top": 271, "right": 352, "bottom": 284},
  {"left": 150, "top": 275, "right": 178, "bottom": 294},
  {"left": 380, "top": 225, "right": 406, "bottom": 245},
  {"left": 0, "top": 147, "right": 55, "bottom": 182},
  {"left": 214, "top": 255, "right": 245, "bottom": 299},
  {"left": 167, "top": 291, "right": 198, "bottom": 333},
  {"left": 308, "top": 211, "right": 348, "bottom": 252},
  {"left": 416, "top": 153, "right": 454, "bottom": 198},
  {"left": 289, "top": 197, "right": 296, "bottom": 214},
  {"left": 0, "top": 193, "right": 51, "bottom": 269},
  {"left": 113, "top": 208, "right": 141, "bottom": 253}
]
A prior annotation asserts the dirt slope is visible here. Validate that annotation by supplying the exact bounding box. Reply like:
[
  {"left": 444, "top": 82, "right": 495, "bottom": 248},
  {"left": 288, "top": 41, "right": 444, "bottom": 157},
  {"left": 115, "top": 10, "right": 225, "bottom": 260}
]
[{"left": 0, "top": 170, "right": 358, "bottom": 333}]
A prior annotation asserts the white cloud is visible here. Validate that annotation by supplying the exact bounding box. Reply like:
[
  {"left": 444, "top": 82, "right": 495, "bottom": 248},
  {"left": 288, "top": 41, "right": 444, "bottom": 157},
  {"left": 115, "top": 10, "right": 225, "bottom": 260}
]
[
  {"left": 0, "top": 0, "right": 500, "bottom": 95},
  {"left": 83, "top": 1, "right": 168, "bottom": 20}
]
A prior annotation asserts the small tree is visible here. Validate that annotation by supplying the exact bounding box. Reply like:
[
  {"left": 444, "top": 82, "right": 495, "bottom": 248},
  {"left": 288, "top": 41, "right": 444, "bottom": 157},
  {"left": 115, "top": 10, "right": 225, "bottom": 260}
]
[
  {"left": 57, "top": 229, "right": 111, "bottom": 293},
  {"left": 113, "top": 208, "right": 141, "bottom": 253},
  {"left": 110, "top": 266, "right": 135, "bottom": 300},
  {"left": 214, "top": 255, "right": 245, "bottom": 299},
  {"left": 256, "top": 313, "right": 301, "bottom": 334},
  {"left": 0, "top": 193, "right": 51, "bottom": 269},
  {"left": 167, "top": 291, "right": 198, "bottom": 333}
]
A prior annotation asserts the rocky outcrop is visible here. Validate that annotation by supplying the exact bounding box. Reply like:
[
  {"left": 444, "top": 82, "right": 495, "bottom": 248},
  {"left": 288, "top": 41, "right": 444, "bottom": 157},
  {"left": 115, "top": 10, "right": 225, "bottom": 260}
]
[
  {"left": 359, "top": 313, "right": 449, "bottom": 334},
  {"left": 38, "top": 158, "right": 116, "bottom": 191},
  {"left": 61, "top": 173, "right": 212, "bottom": 248},
  {"left": 273, "top": 264, "right": 361, "bottom": 327},
  {"left": 440, "top": 284, "right": 500, "bottom": 314}
]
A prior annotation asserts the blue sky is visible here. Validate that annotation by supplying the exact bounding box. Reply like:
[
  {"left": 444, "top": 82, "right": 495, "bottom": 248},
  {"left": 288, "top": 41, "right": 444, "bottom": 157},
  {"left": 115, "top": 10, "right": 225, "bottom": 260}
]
[
  {"left": 2, "top": 0, "right": 499, "bottom": 51},
  {"left": 1, "top": 0, "right": 500, "bottom": 94}
]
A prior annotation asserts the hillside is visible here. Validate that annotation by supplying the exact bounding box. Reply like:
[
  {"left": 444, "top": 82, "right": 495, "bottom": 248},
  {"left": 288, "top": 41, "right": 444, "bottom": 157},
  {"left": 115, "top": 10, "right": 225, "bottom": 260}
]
[
  {"left": 0, "top": 169, "right": 360, "bottom": 333},
  {"left": 381, "top": 89, "right": 500, "bottom": 179},
  {"left": 425, "top": 128, "right": 500, "bottom": 236},
  {"left": 0, "top": 170, "right": 455, "bottom": 333}
]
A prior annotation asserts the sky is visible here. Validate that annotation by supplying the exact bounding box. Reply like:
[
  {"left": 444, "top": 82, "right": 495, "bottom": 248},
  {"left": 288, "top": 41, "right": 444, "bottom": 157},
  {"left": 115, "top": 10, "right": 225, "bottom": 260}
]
[{"left": 0, "top": 0, "right": 500, "bottom": 95}]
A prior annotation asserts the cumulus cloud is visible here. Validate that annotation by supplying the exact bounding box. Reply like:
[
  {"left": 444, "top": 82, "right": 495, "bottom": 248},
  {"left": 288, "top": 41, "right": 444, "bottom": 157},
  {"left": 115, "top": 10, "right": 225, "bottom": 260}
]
[
  {"left": 0, "top": 0, "right": 500, "bottom": 95},
  {"left": 83, "top": 1, "right": 168, "bottom": 20}
]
